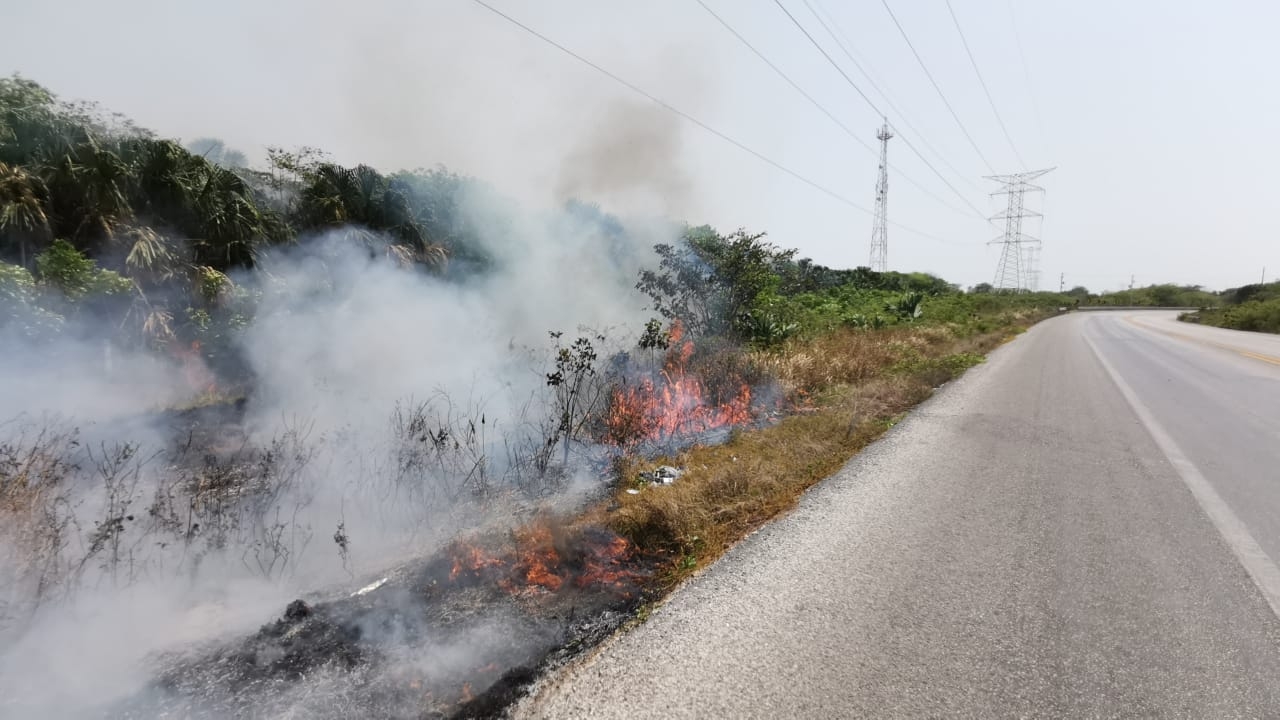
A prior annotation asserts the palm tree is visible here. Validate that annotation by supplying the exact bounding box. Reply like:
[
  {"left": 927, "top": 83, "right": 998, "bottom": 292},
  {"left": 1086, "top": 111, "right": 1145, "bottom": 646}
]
[
  {"left": 0, "top": 160, "right": 51, "bottom": 266},
  {"left": 42, "top": 139, "right": 132, "bottom": 251},
  {"left": 191, "top": 164, "right": 272, "bottom": 269},
  {"left": 297, "top": 163, "right": 447, "bottom": 270},
  {"left": 120, "top": 137, "right": 286, "bottom": 272}
]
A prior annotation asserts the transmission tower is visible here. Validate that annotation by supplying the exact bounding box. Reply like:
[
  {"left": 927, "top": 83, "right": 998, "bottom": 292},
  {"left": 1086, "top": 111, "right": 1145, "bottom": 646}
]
[
  {"left": 987, "top": 168, "right": 1053, "bottom": 291},
  {"left": 869, "top": 120, "right": 893, "bottom": 272},
  {"left": 1021, "top": 243, "right": 1041, "bottom": 291}
]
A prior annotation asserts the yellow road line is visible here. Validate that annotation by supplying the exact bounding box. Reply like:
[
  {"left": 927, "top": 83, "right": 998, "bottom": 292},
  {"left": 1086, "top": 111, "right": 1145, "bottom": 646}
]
[
  {"left": 1123, "top": 316, "right": 1280, "bottom": 367},
  {"left": 1240, "top": 350, "right": 1280, "bottom": 367}
]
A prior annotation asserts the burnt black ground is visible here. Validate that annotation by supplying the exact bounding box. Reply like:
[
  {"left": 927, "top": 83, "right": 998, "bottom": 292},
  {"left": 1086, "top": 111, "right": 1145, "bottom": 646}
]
[{"left": 109, "top": 526, "right": 649, "bottom": 720}]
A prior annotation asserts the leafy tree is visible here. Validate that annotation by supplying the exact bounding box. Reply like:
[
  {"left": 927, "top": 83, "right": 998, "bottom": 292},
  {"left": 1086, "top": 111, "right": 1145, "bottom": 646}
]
[
  {"left": 34, "top": 238, "right": 97, "bottom": 297},
  {"left": 0, "top": 260, "right": 63, "bottom": 337},
  {"left": 636, "top": 226, "right": 793, "bottom": 340},
  {"left": 34, "top": 239, "right": 130, "bottom": 301}
]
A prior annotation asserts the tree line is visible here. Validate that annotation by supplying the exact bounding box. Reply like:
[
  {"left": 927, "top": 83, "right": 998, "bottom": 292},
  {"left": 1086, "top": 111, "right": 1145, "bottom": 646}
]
[{"left": 0, "top": 75, "right": 498, "bottom": 357}]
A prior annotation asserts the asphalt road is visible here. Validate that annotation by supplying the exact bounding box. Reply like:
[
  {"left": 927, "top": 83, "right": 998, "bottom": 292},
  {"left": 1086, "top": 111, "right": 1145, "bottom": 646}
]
[{"left": 517, "top": 311, "right": 1280, "bottom": 719}]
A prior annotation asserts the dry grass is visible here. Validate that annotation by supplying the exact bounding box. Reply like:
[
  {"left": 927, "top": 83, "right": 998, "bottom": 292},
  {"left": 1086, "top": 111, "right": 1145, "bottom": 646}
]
[{"left": 603, "top": 318, "right": 1041, "bottom": 586}]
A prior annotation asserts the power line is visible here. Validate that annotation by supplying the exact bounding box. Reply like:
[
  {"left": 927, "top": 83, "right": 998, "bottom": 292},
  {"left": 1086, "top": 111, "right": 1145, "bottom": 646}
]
[
  {"left": 1007, "top": 0, "right": 1046, "bottom": 153},
  {"left": 466, "top": 0, "right": 953, "bottom": 243},
  {"left": 693, "top": 0, "right": 978, "bottom": 220},
  {"left": 804, "top": 0, "right": 983, "bottom": 195},
  {"left": 880, "top": 0, "right": 996, "bottom": 175},
  {"left": 770, "top": 0, "right": 989, "bottom": 221},
  {"left": 944, "top": 0, "right": 1026, "bottom": 169}
]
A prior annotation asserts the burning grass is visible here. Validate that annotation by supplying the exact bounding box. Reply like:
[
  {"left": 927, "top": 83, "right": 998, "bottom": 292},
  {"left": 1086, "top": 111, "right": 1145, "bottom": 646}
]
[
  {"left": 122, "top": 315, "right": 1044, "bottom": 718},
  {"left": 119, "top": 518, "right": 652, "bottom": 719},
  {"left": 602, "top": 322, "right": 763, "bottom": 452},
  {"left": 601, "top": 316, "right": 1044, "bottom": 586},
  {"left": 0, "top": 301, "right": 1051, "bottom": 719}
]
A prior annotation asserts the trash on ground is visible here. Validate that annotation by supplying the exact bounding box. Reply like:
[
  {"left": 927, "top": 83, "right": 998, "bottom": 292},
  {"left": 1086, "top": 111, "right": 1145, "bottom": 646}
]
[
  {"left": 352, "top": 577, "right": 388, "bottom": 597},
  {"left": 637, "top": 465, "right": 684, "bottom": 486}
]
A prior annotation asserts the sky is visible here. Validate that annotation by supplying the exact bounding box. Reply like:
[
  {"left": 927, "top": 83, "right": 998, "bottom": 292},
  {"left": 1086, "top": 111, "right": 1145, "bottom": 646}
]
[{"left": 3, "top": 0, "right": 1277, "bottom": 292}]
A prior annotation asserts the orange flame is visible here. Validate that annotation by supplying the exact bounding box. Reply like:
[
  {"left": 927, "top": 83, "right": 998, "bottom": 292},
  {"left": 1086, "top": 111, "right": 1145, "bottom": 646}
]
[
  {"left": 447, "top": 523, "right": 640, "bottom": 596},
  {"left": 449, "top": 543, "right": 504, "bottom": 581},
  {"left": 606, "top": 325, "right": 753, "bottom": 445},
  {"left": 491, "top": 517, "right": 563, "bottom": 591},
  {"left": 509, "top": 522, "right": 563, "bottom": 592},
  {"left": 577, "top": 535, "right": 639, "bottom": 589}
]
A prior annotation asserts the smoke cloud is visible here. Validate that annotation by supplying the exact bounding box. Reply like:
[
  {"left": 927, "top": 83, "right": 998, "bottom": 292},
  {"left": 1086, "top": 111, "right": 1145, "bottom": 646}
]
[{"left": 0, "top": 174, "right": 680, "bottom": 716}]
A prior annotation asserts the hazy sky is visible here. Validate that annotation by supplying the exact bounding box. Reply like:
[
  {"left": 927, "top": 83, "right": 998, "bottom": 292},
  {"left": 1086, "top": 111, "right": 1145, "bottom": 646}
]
[{"left": 4, "top": 0, "right": 1276, "bottom": 291}]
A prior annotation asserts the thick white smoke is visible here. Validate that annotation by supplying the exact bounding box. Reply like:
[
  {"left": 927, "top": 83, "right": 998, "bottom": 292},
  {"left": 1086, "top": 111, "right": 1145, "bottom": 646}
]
[{"left": 0, "top": 176, "right": 678, "bottom": 716}]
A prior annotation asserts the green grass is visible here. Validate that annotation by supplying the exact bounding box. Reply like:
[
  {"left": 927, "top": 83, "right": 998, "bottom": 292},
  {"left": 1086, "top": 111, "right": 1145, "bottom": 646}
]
[{"left": 1182, "top": 298, "right": 1280, "bottom": 334}]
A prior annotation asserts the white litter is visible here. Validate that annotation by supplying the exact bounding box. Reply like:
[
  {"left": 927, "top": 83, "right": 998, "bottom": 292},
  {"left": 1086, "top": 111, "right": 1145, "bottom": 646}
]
[{"left": 353, "top": 577, "right": 388, "bottom": 596}]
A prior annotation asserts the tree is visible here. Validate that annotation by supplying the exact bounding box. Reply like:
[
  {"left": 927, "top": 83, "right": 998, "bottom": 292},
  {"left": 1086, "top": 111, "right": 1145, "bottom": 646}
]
[
  {"left": 121, "top": 137, "right": 286, "bottom": 272},
  {"left": 636, "top": 226, "right": 792, "bottom": 340},
  {"left": 296, "top": 162, "right": 447, "bottom": 269},
  {"left": 391, "top": 166, "right": 495, "bottom": 276},
  {"left": 43, "top": 139, "right": 133, "bottom": 248},
  {"left": 969, "top": 282, "right": 994, "bottom": 294},
  {"left": 0, "top": 161, "right": 50, "bottom": 266}
]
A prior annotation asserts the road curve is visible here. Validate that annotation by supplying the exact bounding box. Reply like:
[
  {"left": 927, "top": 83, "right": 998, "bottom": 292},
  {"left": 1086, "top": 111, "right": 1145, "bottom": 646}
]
[{"left": 517, "top": 311, "right": 1280, "bottom": 718}]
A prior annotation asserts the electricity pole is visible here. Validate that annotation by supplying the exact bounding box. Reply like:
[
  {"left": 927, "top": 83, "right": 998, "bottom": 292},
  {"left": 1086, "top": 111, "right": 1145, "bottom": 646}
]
[
  {"left": 1059, "top": 272, "right": 1065, "bottom": 293},
  {"left": 1022, "top": 244, "right": 1041, "bottom": 291},
  {"left": 987, "top": 168, "right": 1053, "bottom": 291},
  {"left": 869, "top": 120, "right": 893, "bottom": 272}
]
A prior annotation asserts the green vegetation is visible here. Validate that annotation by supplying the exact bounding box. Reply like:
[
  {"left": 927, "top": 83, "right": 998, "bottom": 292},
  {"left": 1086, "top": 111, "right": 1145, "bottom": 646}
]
[
  {"left": 0, "top": 74, "right": 492, "bottom": 360},
  {"left": 2, "top": 74, "right": 1213, "bottom": 610},
  {"left": 1181, "top": 281, "right": 1280, "bottom": 333},
  {"left": 1075, "top": 283, "right": 1218, "bottom": 308},
  {"left": 635, "top": 222, "right": 1073, "bottom": 350}
]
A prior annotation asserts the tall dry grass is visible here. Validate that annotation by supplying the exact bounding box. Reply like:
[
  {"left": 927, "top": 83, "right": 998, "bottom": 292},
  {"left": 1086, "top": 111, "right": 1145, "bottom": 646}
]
[{"left": 606, "top": 319, "right": 1034, "bottom": 584}]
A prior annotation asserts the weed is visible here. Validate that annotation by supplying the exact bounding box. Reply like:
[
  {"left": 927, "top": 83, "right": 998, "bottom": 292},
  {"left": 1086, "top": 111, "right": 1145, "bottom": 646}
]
[{"left": 607, "top": 317, "right": 1034, "bottom": 583}]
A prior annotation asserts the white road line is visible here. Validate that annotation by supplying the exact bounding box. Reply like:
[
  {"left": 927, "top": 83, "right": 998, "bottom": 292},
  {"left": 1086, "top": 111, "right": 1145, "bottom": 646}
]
[{"left": 1085, "top": 329, "right": 1280, "bottom": 620}]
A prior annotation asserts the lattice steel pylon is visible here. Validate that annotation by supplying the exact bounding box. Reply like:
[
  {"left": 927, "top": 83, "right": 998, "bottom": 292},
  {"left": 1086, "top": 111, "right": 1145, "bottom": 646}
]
[
  {"left": 1021, "top": 243, "right": 1041, "bottom": 291},
  {"left": 869, "top": 121, "right": 893, "bottom": 272},
  {"left": 987, "top": 168, "right": 1053, "bottom": 291}
]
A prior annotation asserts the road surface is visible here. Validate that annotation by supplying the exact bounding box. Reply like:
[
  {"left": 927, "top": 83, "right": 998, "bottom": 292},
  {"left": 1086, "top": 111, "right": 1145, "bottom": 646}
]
[{"left": 518, "top": 311, "right": 1280, "bottom": 718}]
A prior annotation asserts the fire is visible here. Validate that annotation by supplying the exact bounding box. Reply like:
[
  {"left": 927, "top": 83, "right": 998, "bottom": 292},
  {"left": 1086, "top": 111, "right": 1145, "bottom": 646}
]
[
  {"left": 449, "top": 543, "right": 504, "bottom": 581},
  {"left": 445, "top": 522, "right": 641, "bottom": 596},
  {"left": 577, "top": 535, "right": 638, "bottom": 589},
  {"left": 606, "top": 321, "right": 753, "bottom": 446},
  {"left": 506, "top": 522, "right": 563, "bottom": 592}
]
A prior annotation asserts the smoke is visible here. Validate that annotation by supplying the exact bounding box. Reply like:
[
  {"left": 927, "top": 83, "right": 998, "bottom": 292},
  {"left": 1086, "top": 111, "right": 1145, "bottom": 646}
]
[
  {"left": 0, "top": 6, "right": 720, "bottom": 707},
  {"left": 555, "top": 100, "right": 696, "bottom": 218},
  {"left": 0, "top": 178, "right": 679, "bottom": 716}
]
